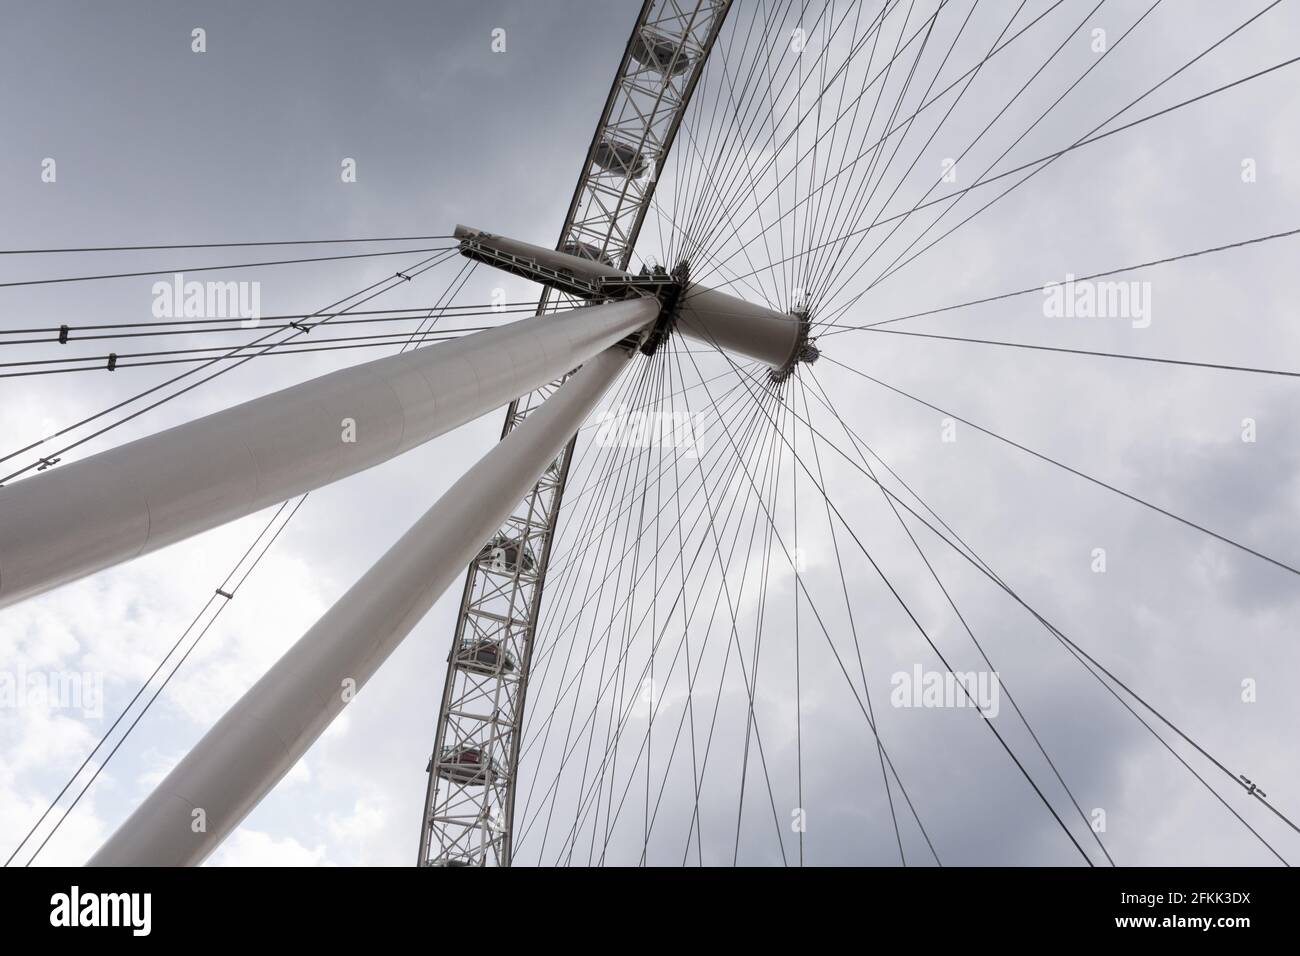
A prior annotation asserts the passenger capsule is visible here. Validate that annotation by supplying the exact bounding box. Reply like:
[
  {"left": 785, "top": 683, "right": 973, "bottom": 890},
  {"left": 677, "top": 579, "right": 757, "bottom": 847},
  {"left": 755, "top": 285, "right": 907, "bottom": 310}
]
[
  {"left": 592, "top": 137, "right": 650, "bottom": 179},
  {"left": 477, "top": 534, "right": 537, "bottom": 574},
  {"left": 560, "top": 239, "right": 615, "bottom": 267},
  {"left": 630, "top": 29, "right": 692, "bottom": 76},
  {"left": 435, "top": 746, "right": 501, "bottom": 785},
  {"left": 451, "top": 638, "right": 517, "bottom": 676}
]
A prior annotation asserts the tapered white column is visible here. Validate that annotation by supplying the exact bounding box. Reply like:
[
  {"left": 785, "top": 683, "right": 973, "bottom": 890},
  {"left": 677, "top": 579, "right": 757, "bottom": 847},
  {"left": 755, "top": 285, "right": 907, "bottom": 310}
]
[
  {"left": 88, "top": 343, "right": 635, "bottom": 866},
  {"left": 673, "top": 285, "right": 802, "bottom": 370},
  {"left": 0, "top": 298, "right": 656, "bottom": 609}
]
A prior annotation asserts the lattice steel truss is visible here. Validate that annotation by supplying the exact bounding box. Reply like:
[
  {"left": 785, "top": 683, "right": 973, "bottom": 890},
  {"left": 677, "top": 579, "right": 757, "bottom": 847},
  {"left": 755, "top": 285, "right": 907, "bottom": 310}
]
[{"left": 418, "top": 0, "right": 732, "bottom": 867}]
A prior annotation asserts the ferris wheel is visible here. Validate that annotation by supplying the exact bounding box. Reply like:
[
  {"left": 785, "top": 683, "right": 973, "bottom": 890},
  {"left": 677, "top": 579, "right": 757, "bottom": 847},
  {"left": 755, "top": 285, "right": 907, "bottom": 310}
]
[{"left": 2, "top": 0, "right": 1298, "bottom": 868}]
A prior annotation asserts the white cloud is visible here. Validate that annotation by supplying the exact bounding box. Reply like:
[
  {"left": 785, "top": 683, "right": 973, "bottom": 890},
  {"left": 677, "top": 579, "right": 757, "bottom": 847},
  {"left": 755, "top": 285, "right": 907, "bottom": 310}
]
[{"left": 208, "top": 828, "right": 334, "bottom": 868}]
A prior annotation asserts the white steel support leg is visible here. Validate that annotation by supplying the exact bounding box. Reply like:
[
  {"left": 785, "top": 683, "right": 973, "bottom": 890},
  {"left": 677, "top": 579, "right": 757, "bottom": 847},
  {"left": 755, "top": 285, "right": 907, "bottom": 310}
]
[
  {"left": 87, "top": 343, "right": 638, "bottom": 866},
  {"left": 0, "top": 298, "right": 657, "bottom": 609}
]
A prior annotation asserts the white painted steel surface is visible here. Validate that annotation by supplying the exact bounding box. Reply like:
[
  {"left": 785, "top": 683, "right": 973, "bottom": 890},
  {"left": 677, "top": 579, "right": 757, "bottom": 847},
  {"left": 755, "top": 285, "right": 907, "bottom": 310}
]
[
  {"left": 0, "top": 298, "right": 657, "bottom": 609},
  {"left": 88, "top": 344, "right": 636, "bottom": 866}
]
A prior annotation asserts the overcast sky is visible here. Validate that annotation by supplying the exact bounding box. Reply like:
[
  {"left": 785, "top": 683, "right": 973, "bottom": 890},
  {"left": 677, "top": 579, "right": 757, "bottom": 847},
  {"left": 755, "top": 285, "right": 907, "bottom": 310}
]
[{"left": 1, "top": 0, "right": 1298, "bottom": 867}]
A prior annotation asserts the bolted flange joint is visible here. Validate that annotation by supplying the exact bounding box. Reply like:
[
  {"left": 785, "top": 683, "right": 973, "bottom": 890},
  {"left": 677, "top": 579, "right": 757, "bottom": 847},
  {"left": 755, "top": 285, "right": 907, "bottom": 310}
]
[{"left": 768, "top": 307, "right": 819, "bottom": 384}]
